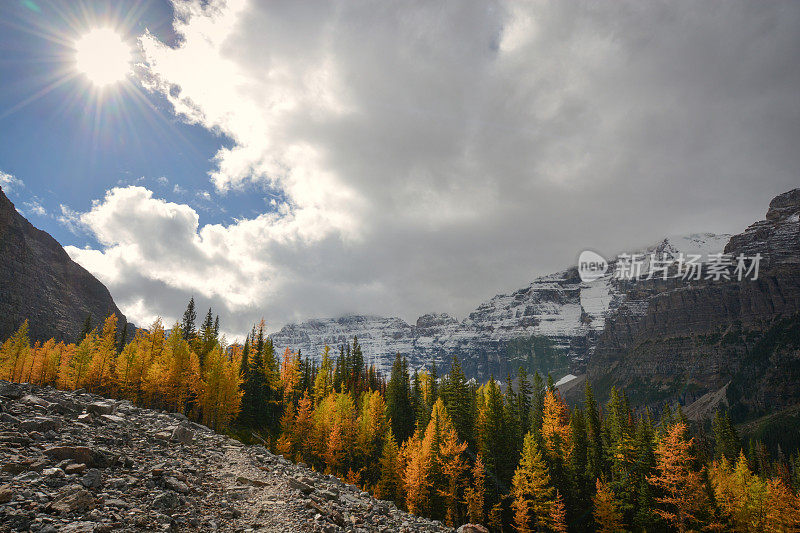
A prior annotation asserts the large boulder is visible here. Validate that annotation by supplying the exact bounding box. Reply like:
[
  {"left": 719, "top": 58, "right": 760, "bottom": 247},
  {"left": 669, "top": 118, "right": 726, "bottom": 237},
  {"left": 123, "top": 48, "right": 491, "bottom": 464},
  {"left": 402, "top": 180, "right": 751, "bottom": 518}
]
[
  {"left": 43, "top": 446, "right": 115, "bottom": 468},
  {"left": 170, "top": 425, "right": 194, "bottom": 444}
]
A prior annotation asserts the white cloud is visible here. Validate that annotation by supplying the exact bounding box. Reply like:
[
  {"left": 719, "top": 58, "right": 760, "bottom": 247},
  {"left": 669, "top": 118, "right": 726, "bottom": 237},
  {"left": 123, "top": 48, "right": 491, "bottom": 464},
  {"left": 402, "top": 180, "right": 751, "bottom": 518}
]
[
  {"left": 0, "top": 171, "right": 23, "bottom": 193},
  {"left": 23, "top": 199, "right": 46, "bottom": 216},
  {"left": 69, "top": 1, "right": 800, "bottom": 335},
  {"left": 58, "top": 204, "right": 86, "bottom": 235}
]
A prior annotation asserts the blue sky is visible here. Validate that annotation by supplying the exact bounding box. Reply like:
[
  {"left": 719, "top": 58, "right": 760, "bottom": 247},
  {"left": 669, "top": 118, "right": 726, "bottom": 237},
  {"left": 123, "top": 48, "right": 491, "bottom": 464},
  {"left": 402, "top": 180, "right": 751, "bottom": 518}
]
[
  {"left": 0, "top": 0, "right": 798, "bottom": 337},
  {"left": 0, "top": 0, "right": 267, "bottom": 249}
]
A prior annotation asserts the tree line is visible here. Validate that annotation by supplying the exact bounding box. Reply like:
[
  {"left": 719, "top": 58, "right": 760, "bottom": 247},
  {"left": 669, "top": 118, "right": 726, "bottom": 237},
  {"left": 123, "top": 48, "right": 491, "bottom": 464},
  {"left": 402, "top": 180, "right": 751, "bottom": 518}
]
[{"left": 1, "top": 298, "right": 799, "bottom": 531}]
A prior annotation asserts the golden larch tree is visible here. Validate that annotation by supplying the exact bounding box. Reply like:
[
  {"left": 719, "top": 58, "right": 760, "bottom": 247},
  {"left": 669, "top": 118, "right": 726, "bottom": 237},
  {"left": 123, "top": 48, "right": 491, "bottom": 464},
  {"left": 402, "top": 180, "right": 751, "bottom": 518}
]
[
  {"left": 512, "top": 431, "right": 555, "bottom": 533},
  {"left": 465, "top": 454, "right": 486, "bottom": 525},
  {"left": 593, "top": 478, "right": 624, "bottom": 533},
  {"left": 648, "top": 422, "right": 706, "bottom": 533}
]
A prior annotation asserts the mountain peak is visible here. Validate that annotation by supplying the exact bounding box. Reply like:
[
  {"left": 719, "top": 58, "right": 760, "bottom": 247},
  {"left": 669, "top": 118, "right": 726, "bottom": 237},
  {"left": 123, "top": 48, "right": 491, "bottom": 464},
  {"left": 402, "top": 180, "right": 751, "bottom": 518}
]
[{"left": 766, "top": 187, "right": 800, "bottom": 222}]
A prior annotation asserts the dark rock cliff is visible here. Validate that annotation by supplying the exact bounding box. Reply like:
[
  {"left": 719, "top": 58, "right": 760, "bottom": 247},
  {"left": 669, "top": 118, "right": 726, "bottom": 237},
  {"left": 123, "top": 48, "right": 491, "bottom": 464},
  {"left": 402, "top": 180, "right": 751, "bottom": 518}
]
[
  {"left": 0, "top": 187, "right": 126, "bottom": 343},
  {"left": 586, "top": 189, "right": 800, "bottom": 420}
]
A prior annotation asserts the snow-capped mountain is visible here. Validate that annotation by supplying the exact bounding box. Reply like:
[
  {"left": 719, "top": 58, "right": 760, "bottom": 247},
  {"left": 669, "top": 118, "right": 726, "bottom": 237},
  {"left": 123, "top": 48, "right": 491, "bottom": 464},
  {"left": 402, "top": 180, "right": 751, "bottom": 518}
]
[{"left": 270, "top": 233, "right": 730, "bottom": 379}]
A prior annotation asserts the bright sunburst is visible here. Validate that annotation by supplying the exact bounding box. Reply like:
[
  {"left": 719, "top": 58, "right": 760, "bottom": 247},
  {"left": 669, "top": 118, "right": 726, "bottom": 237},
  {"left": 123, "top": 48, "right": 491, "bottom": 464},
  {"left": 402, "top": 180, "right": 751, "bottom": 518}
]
[{"left": 75, "top": 28, "right": 131, "bottom": 87}]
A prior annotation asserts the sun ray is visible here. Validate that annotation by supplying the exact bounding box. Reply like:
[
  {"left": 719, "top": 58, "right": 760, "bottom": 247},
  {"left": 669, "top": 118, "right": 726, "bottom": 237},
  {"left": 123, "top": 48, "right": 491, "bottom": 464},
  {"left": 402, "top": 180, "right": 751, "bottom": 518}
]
[{"left": 0, "top": 69, "right": 79, "bottom": 120}]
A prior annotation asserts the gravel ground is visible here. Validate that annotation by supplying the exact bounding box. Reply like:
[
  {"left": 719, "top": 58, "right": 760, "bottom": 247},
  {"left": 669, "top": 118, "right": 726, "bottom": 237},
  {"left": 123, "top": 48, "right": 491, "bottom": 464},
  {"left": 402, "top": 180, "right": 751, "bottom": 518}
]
[{"left": 0, "top": 381, "right": 452, "bottom": 533}]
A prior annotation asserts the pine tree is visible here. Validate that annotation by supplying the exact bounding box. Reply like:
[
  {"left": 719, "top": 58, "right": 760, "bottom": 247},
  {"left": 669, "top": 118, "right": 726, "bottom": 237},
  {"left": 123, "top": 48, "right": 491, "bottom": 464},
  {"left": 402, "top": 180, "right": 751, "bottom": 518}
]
[
  {"left": 412, "top": 370, "right": 428, "bottom": 431},
  {"left": 239, "top": 322, "right": 280, "bottom": 431},
  {"left": 201, "top": 308, "right": 214, "bottom": 337},
  {"left": 314, "top": 346, "right": 334, "bottom": 405},
  {"left": 79, "top": 314, "right": 93, "bottom": 341},
  {"left": 239, "top": 335, "right": 250, "bottom": 377},
  {"left": 376, "top": 428, "right": 402, "bottom": 501},
  {"left": 511, "top": 431, "right": 555, "bottom": 533},
  {"left": 181, "top": 297, "right": 197, "bottom": 341},
  {"left": 429, "top": 360, "right": 438, "bottom": 407},
  {"left": 350, "top": 336, "right": 364, "bottom": 394},
  {"left": 478, "top": 376, "right": 516, "bottom": 494},
  {"left": 198, "top": 308, "right": 216, "bottom": 363},
  {"left": 386, "top": 353, "right": 414, "bottom": 443},
  {"left": 584, "top": 381, "right": 604, "bottom": 482},
  {"left": 569, "top": 406, "right": 591, "bottom": 526},
  {"left": 334, "top": 344, "right": 345, "bottom": 393},
  {"left": 281, "top": 348, "right": 302, "bottom": 407},
  {"left": 632, "top": 412, "right": 658, "bottom": 530},
  {"left": 712, "top": 410, "right": 740, "bottom": 462},
  {"left": 633, "top": 478, "right": 659, "bottom": 531},
  {"left": 441, "top": 354, "right": 472, "bottom": 445},
  {"left": 530, "top": 371, "right": 545, "bottom": 438},
  {"left": 117, "top": 319, "right": 128, "bottom": 354},
  {"left": 516, "top": 366, "right": 532, "bottom": 448}
]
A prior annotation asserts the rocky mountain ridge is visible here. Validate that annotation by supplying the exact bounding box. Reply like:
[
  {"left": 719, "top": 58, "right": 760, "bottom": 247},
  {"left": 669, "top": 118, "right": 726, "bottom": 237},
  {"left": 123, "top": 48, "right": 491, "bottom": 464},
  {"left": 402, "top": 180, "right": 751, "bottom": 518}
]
[
  {"left": 586, "top": 189, "right": 800, "bottom": 418},
  {"left": 0, "top": 187, "right": 127, "bottom": 344},
  {"left": 0, "top": 380, "right": 451, "bottom": 533},
  {"left": 271, "top": 233, "right": 731, "bottom": 380}
]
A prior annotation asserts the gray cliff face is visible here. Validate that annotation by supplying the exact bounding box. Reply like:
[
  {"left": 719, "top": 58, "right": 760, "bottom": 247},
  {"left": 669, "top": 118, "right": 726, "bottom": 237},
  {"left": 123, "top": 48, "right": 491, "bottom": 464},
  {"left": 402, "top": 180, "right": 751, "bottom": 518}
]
[
  {"left": 587, "top": 189, "right": 800, "bottom": 416},
  {"left": 724, "top": 188, "right": 800, "bottom": 269},
  {"left": 0, "top": 187, "right": 127, "bottom": 343}
]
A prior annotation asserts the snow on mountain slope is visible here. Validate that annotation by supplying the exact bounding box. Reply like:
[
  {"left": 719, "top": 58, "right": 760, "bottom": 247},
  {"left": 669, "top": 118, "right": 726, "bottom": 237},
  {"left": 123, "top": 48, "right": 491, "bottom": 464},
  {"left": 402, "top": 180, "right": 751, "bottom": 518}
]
[{"left": 270, "top": 233, "right": 730, "bottom": 379}]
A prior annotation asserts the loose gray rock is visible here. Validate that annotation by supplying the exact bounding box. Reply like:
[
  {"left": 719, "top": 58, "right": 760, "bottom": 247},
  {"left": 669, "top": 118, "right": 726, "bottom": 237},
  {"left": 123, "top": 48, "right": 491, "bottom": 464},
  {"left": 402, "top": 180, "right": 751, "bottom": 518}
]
[
  {"left": 458, "top": 524, "right": 490, "bottom": 533},
  {"left": 0, "top": 484, "right": 13, "bottom": 503},
  {"left": 86, "top": 401, "right": 115, "bottom": 416},
  {"left": 170, "top": 425, "right": 194, "bottom": 444},
  {"left": 20, "top": 416, "right": 61, "bottom": 433},
  {"left": 288, "top": 477, "right": 314, "bottom": 494},
  {"left": 0, "top": 382, "right": 450, "bottom": 533},
  {"left": 80, "top": 468, "right": 102, "bottom": 489},
  {"left": 152, "top": 490, "right": 180, "bottom": 510},
  {"left": 49, "top": 486, "right": 95, "bottom": 514}
]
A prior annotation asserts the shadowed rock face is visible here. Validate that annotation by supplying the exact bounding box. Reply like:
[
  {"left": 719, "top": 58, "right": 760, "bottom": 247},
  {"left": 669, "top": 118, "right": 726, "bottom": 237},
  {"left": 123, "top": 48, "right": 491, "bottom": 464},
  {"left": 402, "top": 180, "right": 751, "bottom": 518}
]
[
  {"left": 587, "top": 189, "right": 800, "bottom": 417},
  {"left": 0, "top": 187, "right": 126, "bottom": 343}
]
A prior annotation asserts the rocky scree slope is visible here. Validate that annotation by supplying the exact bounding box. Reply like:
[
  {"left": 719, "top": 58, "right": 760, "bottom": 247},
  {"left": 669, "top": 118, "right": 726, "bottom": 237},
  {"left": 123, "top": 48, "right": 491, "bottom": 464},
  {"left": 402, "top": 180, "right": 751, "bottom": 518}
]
[
  {"left": 0, "top": 187, "right": 127, "bottom": 344},
  {"left": 270, "top": 234, "right": 730, "bottom": 380},
  {"left": 586, "top": 189, "right": 800, "bottom": 419},
  {"left": 0, "top": 381, "right": 450, "bottom": 533}
]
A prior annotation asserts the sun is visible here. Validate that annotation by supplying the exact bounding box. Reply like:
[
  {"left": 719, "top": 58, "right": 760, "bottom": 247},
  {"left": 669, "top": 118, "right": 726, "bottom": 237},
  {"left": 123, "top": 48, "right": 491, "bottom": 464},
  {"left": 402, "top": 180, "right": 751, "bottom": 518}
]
[{"left": 75, "top": 28, "right": 132, "bottom": 87}]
